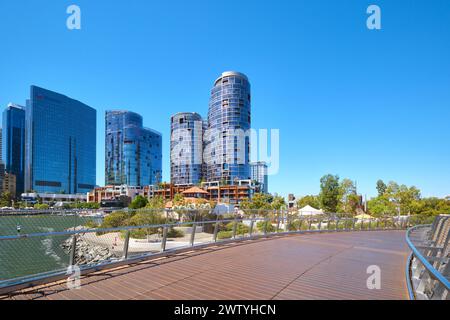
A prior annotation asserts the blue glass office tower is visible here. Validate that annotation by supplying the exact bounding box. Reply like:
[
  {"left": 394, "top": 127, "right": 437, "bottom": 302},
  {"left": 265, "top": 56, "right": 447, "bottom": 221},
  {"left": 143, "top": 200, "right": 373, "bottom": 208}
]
[
  {"left": 105, "top": 111, "right": 162, "bottom": 186},
  {"left": 25, "top": 86, "right": 96, "bottom": 194},
  {"left": 170, "top": 112, "right": 203, "bottom": 185},
  {"left": 203, "top": 71, "right": 251, "bottom": 184},
  {"left": 2, "top": 103, "right": 26, "bottom": 195}
]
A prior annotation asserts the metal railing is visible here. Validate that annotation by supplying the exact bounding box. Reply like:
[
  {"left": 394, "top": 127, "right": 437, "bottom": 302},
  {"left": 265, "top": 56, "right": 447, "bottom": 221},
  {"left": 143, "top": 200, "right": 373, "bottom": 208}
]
[
  {"left": 0, "top": 209, "right": 413, "bottom": 295},
  {"left": 406, "top": 215, "right": 450, "bottom": 300}
]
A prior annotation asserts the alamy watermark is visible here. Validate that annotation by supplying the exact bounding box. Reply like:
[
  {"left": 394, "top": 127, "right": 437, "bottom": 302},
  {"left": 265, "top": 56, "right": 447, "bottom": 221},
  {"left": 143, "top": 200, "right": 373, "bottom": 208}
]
[
  {"left": 367, "top": 5, "right": 381, "bottom": 30},
  {"left": 366, "top": 265, "right": 381, "bottom": 290},
  {"left": 171, "top": 123, "right": 280, "bottom": 175},
  {"left": 66, "top": 5, "right": 81, "bottom": 30},
  {"left": 66, "top": 265, "right": 81, "bottom": 290}
]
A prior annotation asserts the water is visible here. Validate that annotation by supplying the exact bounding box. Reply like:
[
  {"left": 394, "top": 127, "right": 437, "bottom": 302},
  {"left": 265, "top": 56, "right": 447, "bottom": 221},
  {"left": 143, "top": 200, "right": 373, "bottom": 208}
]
[{"left": 0, "top": 214, "right": 98, "bottom": 281}]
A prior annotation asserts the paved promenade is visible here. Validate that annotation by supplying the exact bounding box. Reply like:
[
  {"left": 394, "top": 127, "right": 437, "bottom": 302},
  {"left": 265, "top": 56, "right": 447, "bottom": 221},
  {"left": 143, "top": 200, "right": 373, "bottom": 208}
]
[{"left": 3, "top": 230, "right": 409, "bottom": 300}]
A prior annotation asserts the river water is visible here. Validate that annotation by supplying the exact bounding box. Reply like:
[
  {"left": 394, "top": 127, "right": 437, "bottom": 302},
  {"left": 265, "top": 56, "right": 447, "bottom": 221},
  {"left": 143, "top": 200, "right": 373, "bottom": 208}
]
[{"left": 0, "top": 214, "right": 98, "bottom": 281}]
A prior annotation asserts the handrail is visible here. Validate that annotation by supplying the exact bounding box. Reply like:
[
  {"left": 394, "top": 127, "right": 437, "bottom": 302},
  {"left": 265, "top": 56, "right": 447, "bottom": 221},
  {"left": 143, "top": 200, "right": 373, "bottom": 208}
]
[{"left": 405, "top": 223, "right": 450, "bottom": 299}]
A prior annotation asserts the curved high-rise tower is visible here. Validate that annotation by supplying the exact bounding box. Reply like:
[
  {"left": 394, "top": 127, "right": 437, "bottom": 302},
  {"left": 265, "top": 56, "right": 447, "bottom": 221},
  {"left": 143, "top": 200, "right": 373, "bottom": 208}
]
[
  {"left": 170, "top": 112, "right": 203, "bottom": 185},
  {"left": 105, "top": 110, "right": 162, "bottom": 187},
  {"left": 203, "top": 71, "right": 251, "bottom": 184}
]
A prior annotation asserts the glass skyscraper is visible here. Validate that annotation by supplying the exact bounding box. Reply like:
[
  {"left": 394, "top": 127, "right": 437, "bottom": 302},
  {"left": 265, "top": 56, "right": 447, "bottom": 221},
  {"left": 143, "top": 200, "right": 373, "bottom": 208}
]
[
  {"left": 170, "top": 112, "right": 203, "bottom": 185},
  {"left": 105, "top": 110, "right": 162, "bottom": 187},
  {"left": 25, "top": 86, "right": 96, "bottom": 194},
  {"left": 251, "top": 161, "right": 268, "bottom": 194},
  {"left": 203, "top": 71, "right": 251, "bottom": 184},
  {"left": 2, "top": 103, "right": 26, "bottom": 195}
]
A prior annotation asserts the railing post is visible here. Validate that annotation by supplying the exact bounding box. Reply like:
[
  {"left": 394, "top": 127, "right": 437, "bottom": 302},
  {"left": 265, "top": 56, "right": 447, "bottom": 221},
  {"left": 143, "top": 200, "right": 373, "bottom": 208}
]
[
  {"left": 376, "top": 219, "right": 380, "bottom": 230},
  {"left": 190, "top": 223, "right": 197, "bottom": 247},
  {"left": 69, "top": 235, "right": 77, "bottom": 266},
  {"left": 276, "top": 210, "right": 281, "bottom": 233},
  {"left": 122, "top": 230, "right": 130, "bottom": 259},
  {"left": 284, "top": 211, "right": 289, "bottom": 232},
  {"left": 308, "top": 218, "right": 313, "bottom": 231},
  {"left": 249, "top": 216, "right": 255, "bottom": 237},
  {"left": 352, "top": 218, "right": 356, "bottom": 231},
  {"left": 232, "top": 218, "right": 238, "bottom": 239},
  {"left": 335, "top": 218, "right": 340, "bottom": 231},
  {"left": 213, "top": 221, "right": 219, "bottom": 242},
  {"left": 368, "top": 219, "right": 372, "bottom": 231},
  {"left": 360, "top": 219, "right": 363, "bottom": 231},
  {"left": 160, "top": 226, "right": 168, "bottom": 252},
  {"left": 263, "top": 217, "right": 268, "bottom": 235}
]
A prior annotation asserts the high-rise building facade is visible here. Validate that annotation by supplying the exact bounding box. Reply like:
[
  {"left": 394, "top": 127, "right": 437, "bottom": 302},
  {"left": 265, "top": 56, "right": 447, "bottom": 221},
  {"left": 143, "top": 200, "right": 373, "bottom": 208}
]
[
  {"left": 170, "top": 112, "right": 203, "bottom": 185},
  {"left": 203, "top": 71, "right": 251, "bottom": 184},
  {"left": 105, "top": 110, "right": 162, "bottom": 187},
  {"left": 25, "top": 86, "right": 96, "bottom": 194},
  {"left": 2, "top": 103, "right": 26, "bottom": 195},
  {"left": 251, "top": 161, "right": 268, "bottom": 194}
]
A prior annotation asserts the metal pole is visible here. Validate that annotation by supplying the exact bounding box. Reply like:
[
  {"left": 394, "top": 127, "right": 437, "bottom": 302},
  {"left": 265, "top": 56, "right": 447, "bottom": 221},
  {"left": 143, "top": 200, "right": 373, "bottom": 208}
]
[
  {"left": 232, "top": 219, "right": 238, "bottom": 239},
  {"left": 122, "top": 230, "right": 130, "bottom": 259},
  {"left": 263, "top": 217, "right": 268, "bottom": 235},
  {"left": 160, "top": 227, "right": 168, "bottom": 252},
  {"left": 276, "top": 210, "right": 281, "bottom": 233},
  {"left": 69, "top": 235, "right": 77, "bottom": 266},
  {"left": 190, "top": 222, "right": 197, "bottom": 246},
  {"left": 213, "top": 221, "right": 219, "bottom": 242},
  {"left": 249, "top": 216, "right": 254, "bottom": 236}
]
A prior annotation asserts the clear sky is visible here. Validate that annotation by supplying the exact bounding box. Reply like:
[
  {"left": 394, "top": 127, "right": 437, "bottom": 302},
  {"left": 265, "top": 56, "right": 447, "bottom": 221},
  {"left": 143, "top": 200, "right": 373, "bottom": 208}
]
[{"left": 0, "top": 0, "right": 449, "bottom": 199}]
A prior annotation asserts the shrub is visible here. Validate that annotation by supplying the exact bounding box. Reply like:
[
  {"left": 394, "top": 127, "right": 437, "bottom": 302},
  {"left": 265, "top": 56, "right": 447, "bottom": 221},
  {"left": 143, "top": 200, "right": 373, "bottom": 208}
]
[
  {"left": 256, "top": 221, "right": 275, "bottom": 233},
  {"left": 217, "top": 231, "right": 233, "bottom": 240},
  {"left": 84, "top": 220, "right": 99, "bottom": 229},
  {"left": 167, "top": 227, "right": 184, "bottom": 238},
  {"left": 101, "top": 211, "right": 130, "bottom": 229},
  {"left": 225, "top": 222, "right": 249, "bottom": 235},
  {"left": 127, "top": 210, "right": 166, "bottom": 238}
]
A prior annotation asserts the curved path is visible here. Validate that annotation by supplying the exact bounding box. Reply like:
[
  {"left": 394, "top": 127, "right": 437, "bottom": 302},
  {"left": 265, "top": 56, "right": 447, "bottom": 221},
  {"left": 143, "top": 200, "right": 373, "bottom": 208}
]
[{"left": 4, "top": 230, "right": 410, "bottom": 300}]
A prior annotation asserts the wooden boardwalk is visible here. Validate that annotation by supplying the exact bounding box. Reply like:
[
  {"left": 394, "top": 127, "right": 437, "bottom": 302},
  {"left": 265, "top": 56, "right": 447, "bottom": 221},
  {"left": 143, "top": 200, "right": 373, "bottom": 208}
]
[{"left": 2, "top": 231, "right": 410, "bottom": 300}]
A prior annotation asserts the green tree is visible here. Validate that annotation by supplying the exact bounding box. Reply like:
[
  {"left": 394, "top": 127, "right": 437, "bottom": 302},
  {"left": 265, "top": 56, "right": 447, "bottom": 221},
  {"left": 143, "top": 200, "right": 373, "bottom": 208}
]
[
  {"left": 0, "top": 192, "right": 13, "bottom": 207},
  {"left": 34, "top": 203, "right": 50, "bottom": 210},
  {"left": 376, "top": 180, "right": 387, "bottom": 197},
  {"left": 367, "top": 195, "right": 397, "bottom": 217},
  {"left": 296, "top": 195, "right": 320, "bottom": 209},
  {"left": 271, "top": 196, "right": 286, "bottom": 210},
  {"left": 319, "top": 174, "right": 340, "bottom": 213},
  {"left": 129, "top": 195, "right": 149, "bottom": 209},
  {"left": 145, "top": 196, "right": 165, "bottom": 209},
  {"left": 338, "top": 179, "right": 357, "bottom": 213},
  {"left": 240, "top": 193, "right": 273, "bottom": 210}
]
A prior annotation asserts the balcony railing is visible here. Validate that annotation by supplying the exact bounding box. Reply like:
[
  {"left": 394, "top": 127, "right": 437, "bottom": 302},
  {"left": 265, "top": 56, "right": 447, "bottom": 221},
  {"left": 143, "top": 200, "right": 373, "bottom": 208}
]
[{"left": 406, "top": 215, "right": 450, "bottom": 300}]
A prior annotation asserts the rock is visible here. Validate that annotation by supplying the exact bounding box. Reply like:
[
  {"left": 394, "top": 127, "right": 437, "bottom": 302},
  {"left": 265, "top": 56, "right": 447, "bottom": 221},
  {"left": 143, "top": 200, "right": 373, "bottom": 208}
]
[{"left": 61, "top": 235, "right": 119, "bottom": 266}]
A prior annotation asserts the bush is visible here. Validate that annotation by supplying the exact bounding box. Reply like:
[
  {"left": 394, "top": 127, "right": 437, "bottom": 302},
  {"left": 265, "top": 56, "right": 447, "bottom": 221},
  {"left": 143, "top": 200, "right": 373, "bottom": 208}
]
[
  {"left": 101, "top": 211, "right": 131, "bottom": 229},
  {"left": 225, "top": 222, "right": 249, "bottom": 235},
  {"left": 127, "top": 210, "right": 166, "bottom": 238},
  {"left": 167, "top": 227, "right": 184, "bottom": 238},
  {"left": 84, "top": 220, "right": 99, "bottom": 229},
  {"left": 256, "top": 221, "right": 275, "bottom": 233},
  {"left": 34, "top": 203, "right": 49, "bottom": 210},
  {"left": 217, "top": 231, "right": 233, "bottom": 240}
]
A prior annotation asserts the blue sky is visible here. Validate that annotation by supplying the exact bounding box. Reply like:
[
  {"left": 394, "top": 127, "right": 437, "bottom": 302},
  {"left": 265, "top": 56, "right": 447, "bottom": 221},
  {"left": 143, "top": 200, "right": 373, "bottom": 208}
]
[{"left": 0, "top": 0, "right": 449, "bottom": 199}]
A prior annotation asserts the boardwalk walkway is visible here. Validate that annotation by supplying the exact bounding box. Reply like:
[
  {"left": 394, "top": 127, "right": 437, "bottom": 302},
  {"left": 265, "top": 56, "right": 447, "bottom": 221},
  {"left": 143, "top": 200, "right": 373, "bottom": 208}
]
[{"left": 3, "top": 230, "right": 410, "bottom": 300}]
